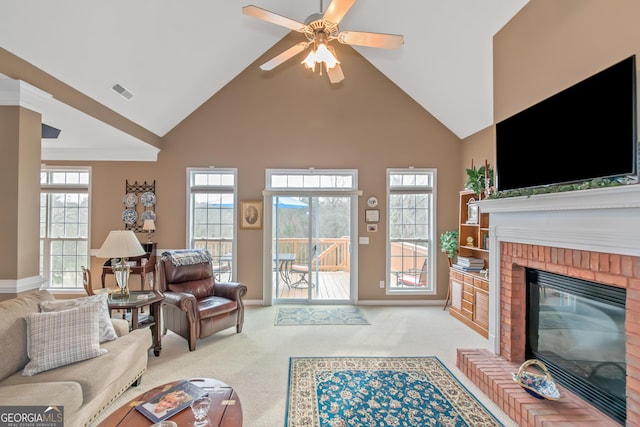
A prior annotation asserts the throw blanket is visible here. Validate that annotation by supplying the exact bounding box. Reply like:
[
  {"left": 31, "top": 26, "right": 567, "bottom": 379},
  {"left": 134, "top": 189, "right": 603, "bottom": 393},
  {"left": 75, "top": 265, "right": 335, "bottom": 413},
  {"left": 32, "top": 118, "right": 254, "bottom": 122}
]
[{"left": 161, "top": 249, "right": 213, "bottom": 266}]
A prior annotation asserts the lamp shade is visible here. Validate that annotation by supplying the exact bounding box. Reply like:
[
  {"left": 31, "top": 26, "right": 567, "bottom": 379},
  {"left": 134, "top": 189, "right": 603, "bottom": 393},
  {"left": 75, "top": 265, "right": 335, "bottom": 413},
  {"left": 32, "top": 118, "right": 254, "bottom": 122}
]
[
  {"left": 142, "top": 219, "right": 156, "bottom": 231},
  {"left": 97, "top": 230, "right": 146, "bottom": 259}
]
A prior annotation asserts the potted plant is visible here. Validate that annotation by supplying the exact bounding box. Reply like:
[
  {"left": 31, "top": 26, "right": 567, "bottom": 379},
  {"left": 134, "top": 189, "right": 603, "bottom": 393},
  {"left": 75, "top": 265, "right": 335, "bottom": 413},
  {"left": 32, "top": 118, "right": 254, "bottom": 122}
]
[
  {"left": 440, "top": 230, "right": 459, "bottom": 267},
  {"left": 465, "top": 163, "right": 494, "bottom": 197}
]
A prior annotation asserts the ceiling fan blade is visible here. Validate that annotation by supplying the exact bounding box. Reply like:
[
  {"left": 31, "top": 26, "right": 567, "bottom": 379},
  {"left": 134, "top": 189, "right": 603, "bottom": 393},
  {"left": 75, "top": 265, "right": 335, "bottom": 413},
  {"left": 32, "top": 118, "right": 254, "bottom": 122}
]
[
  {"left": 327, "top": 63, "right": 345, "bottom": 84},
  {"left": 338, "top": 31, "right": 404, "bottom": 49},
  {"left": 243, "top": 5, "right": 308, "bottom": 32},
  {"left": 323, "top": 0, "right": 356, "bottom": 24},
  {"left": 260, "top": 42, "right": 310, "bottom": 71}
]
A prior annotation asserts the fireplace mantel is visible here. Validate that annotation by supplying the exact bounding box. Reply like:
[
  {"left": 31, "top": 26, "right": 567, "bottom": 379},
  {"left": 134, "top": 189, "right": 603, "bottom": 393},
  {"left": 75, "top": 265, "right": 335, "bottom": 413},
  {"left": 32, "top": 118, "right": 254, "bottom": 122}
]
[
  {"left": 477, "top": 184, "right": 640, "bottom": 213},
  {"left": 474, "top": 184, "right": 640, "bottom": 353},
  {"left": 477, "top": 184, "right": 640, "bottom": 257}
]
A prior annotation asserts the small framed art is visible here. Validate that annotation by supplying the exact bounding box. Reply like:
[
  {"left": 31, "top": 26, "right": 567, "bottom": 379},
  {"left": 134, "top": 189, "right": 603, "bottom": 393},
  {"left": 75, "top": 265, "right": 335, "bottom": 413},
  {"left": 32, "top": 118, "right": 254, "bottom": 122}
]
[
  {"left": 466, "top": 201, "right": 479, "bottom": 225},
  {"left": 240, "top": 201, "right": 263, "bottom": 229},
  {"left": 365, "top": 209, "right": 380, "bottom": 223}
]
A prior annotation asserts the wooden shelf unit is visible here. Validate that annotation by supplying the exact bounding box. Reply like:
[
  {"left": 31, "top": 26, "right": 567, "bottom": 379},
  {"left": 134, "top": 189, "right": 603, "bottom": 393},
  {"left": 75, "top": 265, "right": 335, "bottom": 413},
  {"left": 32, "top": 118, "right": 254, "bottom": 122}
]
[
  {"left": 449, "top": 269, "right": 489, "bottom": 338},
  {"left": 449, "top": 190, "right": 489, "bottom": 338}
]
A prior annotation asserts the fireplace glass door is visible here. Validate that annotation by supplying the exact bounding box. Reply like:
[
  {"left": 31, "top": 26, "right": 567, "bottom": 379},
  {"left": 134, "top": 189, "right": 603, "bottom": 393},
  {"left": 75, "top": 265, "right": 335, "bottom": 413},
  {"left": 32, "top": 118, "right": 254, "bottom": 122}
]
[{"left": 526, "top": 269, "right": 626, "bottom": 425}]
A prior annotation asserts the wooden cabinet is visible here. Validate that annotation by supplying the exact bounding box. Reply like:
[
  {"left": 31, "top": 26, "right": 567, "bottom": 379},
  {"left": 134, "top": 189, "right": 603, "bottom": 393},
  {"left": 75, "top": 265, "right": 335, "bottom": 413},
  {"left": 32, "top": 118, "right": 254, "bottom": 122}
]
[
  {"left": 449, "top": 190, "right": 489, "bottom": 338},
  {"left": 449, "top": 268, "right": 489, "bottom": 338}
]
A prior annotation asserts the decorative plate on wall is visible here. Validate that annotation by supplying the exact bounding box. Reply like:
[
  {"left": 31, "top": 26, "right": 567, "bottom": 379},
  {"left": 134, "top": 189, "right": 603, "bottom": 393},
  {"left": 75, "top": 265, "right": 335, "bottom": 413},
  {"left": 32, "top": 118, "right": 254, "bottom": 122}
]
[
  {"left": 141, "top": 210, "right": 156, "bottom": 221},
  {"left": 141, "top": 191, "right": 157, "bottom": 207},
  {"left": 123, "top": 192, "right": 138, "bottom": 207},
  {"left": 122, "top": 208, "right": 138, "bottom": 225}
]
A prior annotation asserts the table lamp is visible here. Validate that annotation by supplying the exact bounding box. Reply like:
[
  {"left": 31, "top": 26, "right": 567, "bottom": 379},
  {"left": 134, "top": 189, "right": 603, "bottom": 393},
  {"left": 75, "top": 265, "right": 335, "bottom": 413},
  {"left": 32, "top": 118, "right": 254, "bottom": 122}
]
[
  {"left": 142, "top": 219, "right": 156, "bottom": 243},
  {"left": 97, "top": 230, "right": 146, "bottom": 298}
]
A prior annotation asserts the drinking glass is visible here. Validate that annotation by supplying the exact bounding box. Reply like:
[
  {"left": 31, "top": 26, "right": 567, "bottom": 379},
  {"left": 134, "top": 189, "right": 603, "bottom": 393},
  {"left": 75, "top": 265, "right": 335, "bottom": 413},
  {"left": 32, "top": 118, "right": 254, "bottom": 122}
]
[{"left": 190, "top": 396, "right": 212, "bottom": 426}]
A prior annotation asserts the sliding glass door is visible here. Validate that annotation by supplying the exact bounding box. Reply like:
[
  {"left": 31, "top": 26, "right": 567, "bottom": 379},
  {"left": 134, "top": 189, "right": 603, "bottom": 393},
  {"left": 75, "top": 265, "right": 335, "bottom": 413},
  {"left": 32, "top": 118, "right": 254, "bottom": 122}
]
[
  {"left": 272, "top": 195, "right": 352, "bottom": 303},
  {"left": 266, "top": 169, "right": 357, "bottom": 305}
]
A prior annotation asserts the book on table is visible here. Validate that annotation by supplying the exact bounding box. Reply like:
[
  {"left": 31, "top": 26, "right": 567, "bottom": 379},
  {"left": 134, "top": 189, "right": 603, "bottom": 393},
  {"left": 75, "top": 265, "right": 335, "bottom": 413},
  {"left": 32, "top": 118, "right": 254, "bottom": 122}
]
[{"left": 135, "top": 380, "right": 207, "bottom": 423}]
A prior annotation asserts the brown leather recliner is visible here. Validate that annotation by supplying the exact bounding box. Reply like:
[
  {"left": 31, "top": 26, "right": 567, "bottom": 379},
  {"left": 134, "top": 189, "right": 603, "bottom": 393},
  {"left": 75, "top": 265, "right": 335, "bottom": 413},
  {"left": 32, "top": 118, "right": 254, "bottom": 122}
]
[{"left": 157, "top": 250, "right": 247, "bottom": 351}]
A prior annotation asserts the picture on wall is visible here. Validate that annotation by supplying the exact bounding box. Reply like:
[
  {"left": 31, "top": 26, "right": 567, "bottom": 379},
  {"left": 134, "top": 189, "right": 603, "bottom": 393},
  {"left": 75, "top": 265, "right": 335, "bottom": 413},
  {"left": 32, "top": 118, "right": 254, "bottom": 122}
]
[{"left": 240, "top": 201, "right": 263, "bottom": 229}]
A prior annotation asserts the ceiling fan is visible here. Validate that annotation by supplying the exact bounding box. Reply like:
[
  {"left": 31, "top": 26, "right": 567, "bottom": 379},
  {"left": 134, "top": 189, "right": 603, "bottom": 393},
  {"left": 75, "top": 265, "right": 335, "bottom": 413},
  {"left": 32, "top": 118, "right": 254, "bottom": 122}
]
[{"left": 242, "top": 0, "right": 404, "bottom": 83}]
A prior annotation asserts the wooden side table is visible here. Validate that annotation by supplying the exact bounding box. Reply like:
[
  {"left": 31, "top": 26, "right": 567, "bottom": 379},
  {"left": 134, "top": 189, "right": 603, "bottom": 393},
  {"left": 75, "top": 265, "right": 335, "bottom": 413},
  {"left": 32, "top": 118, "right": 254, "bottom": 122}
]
[
  {"left": 97, "top": 378, "right": 242, "bottom": 427},
  {"left": 108, "top": 290, "right": 164, "bottom": 356}
]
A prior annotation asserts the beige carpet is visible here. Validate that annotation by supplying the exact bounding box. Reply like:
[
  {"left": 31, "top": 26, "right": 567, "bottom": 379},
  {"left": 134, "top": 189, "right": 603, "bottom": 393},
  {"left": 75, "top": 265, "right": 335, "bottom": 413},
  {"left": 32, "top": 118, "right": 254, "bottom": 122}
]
[{"left": 91, "top": 305, "right": 518, "bottom": 427}]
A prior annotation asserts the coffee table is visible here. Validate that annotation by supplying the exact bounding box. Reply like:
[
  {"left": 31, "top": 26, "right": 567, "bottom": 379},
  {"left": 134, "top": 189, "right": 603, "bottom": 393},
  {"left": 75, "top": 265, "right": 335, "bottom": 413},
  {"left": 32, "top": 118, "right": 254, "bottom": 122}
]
[{"left": 98, "top": 378, "right": 242, "bottom": 426}]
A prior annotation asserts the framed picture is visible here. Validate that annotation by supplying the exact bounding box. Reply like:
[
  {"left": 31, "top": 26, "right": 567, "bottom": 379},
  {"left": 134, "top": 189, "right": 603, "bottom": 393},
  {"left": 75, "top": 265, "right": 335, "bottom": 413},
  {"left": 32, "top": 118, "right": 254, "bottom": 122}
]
[
  {"left": 466, "top": 201, "right": 479, "bottom": 224},
  {"left": 240, "top": 201, "right": 263, "bottom": 229},
  {"left": 365, "top": 209, "right": 380, "bottom": 223}
]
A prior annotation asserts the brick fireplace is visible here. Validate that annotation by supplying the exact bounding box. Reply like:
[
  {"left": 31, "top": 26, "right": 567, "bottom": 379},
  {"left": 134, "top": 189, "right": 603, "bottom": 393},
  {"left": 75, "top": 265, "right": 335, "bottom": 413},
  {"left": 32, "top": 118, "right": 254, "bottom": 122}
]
[{"left": 457, "top": 185, "right": 640, "bottom": 426}]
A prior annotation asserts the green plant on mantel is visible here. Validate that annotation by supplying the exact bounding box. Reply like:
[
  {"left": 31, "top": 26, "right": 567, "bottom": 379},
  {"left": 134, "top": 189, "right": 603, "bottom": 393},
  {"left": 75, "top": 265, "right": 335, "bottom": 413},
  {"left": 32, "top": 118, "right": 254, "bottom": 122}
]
[
  {"left": 465, "top": 162, "right": 494, "bottom": 196},
  {"left": 487, "top": 176, "right": 632, "bottom": 199},
  {"left": 440, "top": 230, "right": 459, "bottom": 266}
]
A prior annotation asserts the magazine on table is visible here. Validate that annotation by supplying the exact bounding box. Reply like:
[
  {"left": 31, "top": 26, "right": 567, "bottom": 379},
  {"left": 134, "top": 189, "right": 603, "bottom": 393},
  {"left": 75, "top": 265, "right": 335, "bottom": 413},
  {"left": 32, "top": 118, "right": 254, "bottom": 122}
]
[{"left": 135, "top": 380, "right": 207, "bottom": 423}]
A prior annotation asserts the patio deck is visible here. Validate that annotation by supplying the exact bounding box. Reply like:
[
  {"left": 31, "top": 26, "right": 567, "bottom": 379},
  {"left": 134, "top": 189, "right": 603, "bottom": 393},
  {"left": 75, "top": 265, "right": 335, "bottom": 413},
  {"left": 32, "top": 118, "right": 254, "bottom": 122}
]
[{"left": 274, "top": 271, "right": 350, "bottom": 300}]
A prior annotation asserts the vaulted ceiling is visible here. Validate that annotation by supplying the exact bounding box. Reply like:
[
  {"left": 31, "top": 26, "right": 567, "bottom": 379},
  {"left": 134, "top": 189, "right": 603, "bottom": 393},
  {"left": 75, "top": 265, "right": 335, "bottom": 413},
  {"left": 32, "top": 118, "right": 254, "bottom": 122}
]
[{"left": 0, "top": 0, "right": 528, "bottom": 161}]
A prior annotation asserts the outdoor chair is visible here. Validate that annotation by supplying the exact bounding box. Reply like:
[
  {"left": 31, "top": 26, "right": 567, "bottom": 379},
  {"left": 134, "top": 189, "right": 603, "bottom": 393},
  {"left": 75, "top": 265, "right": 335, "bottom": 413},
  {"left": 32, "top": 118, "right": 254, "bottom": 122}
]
[
  {"left": 397, "top": 259, "right": 428, "bottom": 287},
  {"left": 290, "top": 246, "right": 317, "bottom": 288}
]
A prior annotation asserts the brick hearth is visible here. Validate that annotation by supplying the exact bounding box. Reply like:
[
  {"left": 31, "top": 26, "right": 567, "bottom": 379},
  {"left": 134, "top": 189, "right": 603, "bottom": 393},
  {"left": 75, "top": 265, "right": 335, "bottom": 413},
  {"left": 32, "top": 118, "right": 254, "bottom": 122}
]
[
  {"left": 457, "top": 241, "right": 639, "bottom": 426},
  {"left": 457, "top": 348, "right": 618, "bottom": 426}
]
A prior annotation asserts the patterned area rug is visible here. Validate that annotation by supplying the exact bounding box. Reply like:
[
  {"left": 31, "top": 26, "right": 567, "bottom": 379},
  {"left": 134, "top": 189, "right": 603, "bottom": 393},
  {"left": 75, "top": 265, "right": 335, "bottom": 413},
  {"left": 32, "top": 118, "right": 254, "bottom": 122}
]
[
  {"left": 285, "top": 357, "right": 504, "bottom": 427},
  {"left": 275, "top": 307, "right": 370, "bottom": 326}
]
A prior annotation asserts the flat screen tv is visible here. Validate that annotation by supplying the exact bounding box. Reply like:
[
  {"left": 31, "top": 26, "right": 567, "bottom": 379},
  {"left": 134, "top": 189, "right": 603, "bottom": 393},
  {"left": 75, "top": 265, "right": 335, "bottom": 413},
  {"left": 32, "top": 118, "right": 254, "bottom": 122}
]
[{"left": 495, "top": 55, "right": 638, "bottom": 192}]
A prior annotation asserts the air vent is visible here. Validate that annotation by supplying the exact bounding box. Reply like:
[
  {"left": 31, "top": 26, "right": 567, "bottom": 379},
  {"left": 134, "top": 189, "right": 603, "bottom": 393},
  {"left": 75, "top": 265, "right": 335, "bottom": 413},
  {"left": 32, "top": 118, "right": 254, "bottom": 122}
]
[
  {"left": 42, "top": 123, "right": 61, "bottom": 139},
  {"left": 112, "top": 83, "right": 134, "bottom": 100}
]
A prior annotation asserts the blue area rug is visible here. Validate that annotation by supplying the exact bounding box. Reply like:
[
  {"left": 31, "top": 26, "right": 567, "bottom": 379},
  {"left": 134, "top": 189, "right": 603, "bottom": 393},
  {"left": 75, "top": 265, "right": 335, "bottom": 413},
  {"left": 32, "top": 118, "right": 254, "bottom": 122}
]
[
  {"left": 275, "top": 306, "right": 370, "bottom": 326},
  {"left": 285, "top": 356, "right": 504, "bottom": 427}
]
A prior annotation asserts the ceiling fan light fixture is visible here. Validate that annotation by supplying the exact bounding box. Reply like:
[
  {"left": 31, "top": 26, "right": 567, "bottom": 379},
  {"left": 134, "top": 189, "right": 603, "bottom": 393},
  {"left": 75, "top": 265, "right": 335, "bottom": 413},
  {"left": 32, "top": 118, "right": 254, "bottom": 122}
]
[
  {"left": 316, "top": 43, "right": 339, "bottom": 69},
  {"left": 301, "top": 49, "right": 318, "bottom": 71},
  {"left": 301, "top": 42, "right": 339, "bottom": 74}
]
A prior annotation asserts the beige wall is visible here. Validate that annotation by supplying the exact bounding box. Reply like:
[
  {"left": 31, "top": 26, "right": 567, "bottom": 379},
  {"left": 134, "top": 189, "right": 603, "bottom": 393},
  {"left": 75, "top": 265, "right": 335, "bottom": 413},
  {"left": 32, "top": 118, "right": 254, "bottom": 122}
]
[
  {"left": 460, "top": 127, "right": 495, "bottom": 187},
  {"left": 0, "top": 106, "right": 41, "bottom": 283},
  {"left": 0, "top": 106, "right": 20, "bottom": 280},
  {"left": 53, "top": 33, "right": 465, "bottom": 302},
  {"left": 494, "top": 0, "right": 640, "bottom": 124}
]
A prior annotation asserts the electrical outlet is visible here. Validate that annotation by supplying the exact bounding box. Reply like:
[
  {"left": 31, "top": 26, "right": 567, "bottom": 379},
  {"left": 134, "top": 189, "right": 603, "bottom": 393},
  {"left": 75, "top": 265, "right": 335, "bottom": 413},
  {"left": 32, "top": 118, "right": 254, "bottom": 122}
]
[{"left": 379, "top": 280, "right": 385, "bottom": 288}]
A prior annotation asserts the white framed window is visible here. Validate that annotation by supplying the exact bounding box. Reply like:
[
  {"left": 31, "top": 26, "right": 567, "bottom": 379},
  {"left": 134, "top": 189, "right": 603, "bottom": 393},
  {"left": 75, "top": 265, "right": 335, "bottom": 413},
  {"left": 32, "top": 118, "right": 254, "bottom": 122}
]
[
  {"left": 40, "top": 167, "right": 91, "bottom": 289},
  {"left": 268, "top": 170, "right": 355, "bottom": 190},
  {"left": 387, "top": 168, "right": 436, "bottom": 294},
  {"left": 187, "top": 168, "right": 237, "bottom": 281}
]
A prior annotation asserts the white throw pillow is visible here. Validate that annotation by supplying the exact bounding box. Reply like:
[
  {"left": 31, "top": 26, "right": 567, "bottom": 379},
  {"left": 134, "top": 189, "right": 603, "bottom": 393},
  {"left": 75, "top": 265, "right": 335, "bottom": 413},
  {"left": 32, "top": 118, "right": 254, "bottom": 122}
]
[
  {"left": 23, "top": 304, "right": 107, "bottom": 376},
  {"left": 40, "top": 294, "right": 117, "bottom": 343}
]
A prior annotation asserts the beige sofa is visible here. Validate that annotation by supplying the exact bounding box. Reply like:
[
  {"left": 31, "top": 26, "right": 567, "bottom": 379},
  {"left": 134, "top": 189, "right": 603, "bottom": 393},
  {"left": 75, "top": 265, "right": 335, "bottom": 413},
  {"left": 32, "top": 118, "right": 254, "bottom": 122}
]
[{"left": 0, "top": 290, "right": 152, "bottom": 427}]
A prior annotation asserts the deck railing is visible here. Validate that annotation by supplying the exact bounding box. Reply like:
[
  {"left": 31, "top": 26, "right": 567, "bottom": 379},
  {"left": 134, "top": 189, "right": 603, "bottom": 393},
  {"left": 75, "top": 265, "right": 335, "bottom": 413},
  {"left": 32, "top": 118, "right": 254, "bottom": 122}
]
[
  {"left": 274, "top": 238, "right": 350, "bottom": 271},
  {"left": 194, "top": 238, "right": 425, "bottom": 276},
  {"left": 194, "top": 237, "right": 350, "bottom": 271}
]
